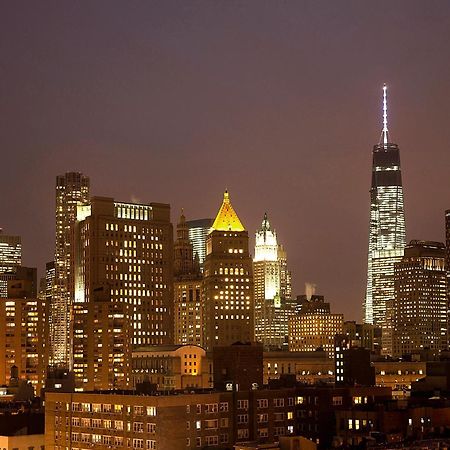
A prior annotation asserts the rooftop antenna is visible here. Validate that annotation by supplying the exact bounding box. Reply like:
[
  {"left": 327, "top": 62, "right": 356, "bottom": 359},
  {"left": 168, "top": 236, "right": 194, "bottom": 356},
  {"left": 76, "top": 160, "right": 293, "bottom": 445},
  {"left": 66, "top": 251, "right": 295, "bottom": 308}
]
[{"left": 381, "top": 83, "right": 389, "bottom": 146}]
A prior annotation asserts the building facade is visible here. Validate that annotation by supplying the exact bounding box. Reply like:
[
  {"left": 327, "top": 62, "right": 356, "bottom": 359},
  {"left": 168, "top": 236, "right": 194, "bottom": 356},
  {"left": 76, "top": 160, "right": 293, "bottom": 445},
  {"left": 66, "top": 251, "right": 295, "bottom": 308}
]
[
  {"left": 289, "top": 313, "right": 344, "bottom": 359},
  {"left": 392, "top": 240, "right": 447, "bottom": 357},
  {"left": 186, "top": 218, "right": 213, "bottom": 268},
  {"left": 52, "top": 172, "right": 90, "bottom": 368},
  {"left": 0, "top": 231, "right": 22, "bottom": 297},
  {"left": 364, "top": 86, "right": 406, "bottom": 355},
  {"left": 203, "top": 191, "right": 254, "bottom": 349},
  {"left": 73, "top": 196, "right": 173, "bottom": 390},
  {"left": 253, "top": 214, "right": 293, "bottom": 350},
  {"left": 173, "top": 213, "right": 203, "bottom": 346}
]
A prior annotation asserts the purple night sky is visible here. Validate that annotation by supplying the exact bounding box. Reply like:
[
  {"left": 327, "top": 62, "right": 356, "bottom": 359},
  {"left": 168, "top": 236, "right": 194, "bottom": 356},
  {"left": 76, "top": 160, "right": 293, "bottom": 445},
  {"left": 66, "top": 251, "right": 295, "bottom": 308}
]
[{"left": 2, "top": 1, "right": 450, "bottom": 320}]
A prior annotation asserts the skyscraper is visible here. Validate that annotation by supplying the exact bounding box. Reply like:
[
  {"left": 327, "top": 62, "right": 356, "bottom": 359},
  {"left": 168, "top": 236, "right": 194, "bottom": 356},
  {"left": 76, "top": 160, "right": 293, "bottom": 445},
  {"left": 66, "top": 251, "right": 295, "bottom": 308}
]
[
  {"left": 364, "top": 85, "right": 406, "bottom": 356},
  {"left": 203, "top": 191, "right": 254, "bottom": 349},
  {"left": 0, "top": 231, "right": 22, "bottom": 297},
  {"left": 253, "top": 213, "right": 293, "bottom": 349},
  {"left": 51, "top": 172, "right": 90, "bottom": 368},
  {"left": 186, "top": 218, "right": 213, "bottom": 268},
  {"left": 73, "top": 196, "right": 173, "bottom": 390},
  {"left": 392, "top": 240, "right": 447, "bottom": 357}
]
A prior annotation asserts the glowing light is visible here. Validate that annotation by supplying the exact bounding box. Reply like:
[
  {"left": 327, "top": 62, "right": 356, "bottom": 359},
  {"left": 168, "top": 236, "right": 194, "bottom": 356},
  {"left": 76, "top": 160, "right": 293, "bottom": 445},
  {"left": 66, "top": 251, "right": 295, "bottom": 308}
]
[
  {"left": 382, "top": 83, "right": 389, "bottom": 145},
  {"left": 210, "top": 190, "right": 245, "bottom": 232}
]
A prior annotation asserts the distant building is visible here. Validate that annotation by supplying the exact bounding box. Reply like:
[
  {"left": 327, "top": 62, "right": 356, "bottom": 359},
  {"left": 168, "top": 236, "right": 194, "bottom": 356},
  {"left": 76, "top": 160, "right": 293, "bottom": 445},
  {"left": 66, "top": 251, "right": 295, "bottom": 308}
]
[
  {"left": 51, "top": 172, "right": 90, "bottom": 368},
  {"left": 213, "top": 343, "right": 263, "bottom": 391},
  {"left": 203, "top": 191, "right": 254, "bottom": 349},
  {"left": 186, "top": 218, "right": 213, "bottom": 268},
  {"left": 0, "top": 273, "right": 47, "bottom": 394},
  {"left": 296, "top": 295, "right": 330, "bottom": 315},
  {"left": 173, "top": 213, "right": 203, "bottom": 347},
  {"left": 392, "top": 240, "right": 447, "bottom": 357},
  {"left": 73, "top": 196, "right": 173, "bottom": 390},
  {"left": 253, "top": 213, "right": 294, "bottom": 350},
  {"left": 343, "top": 321, "right": 375, "bottom": 351},
  {"left": 364, "top": 86, "right": 406, "bottom": 357},
  {"left": 0, "top": 231, "right": 21, "bottom": 297},
  {"left": 334, "top": 335, "right": 375, "bottom": 386},
  {"left": 289, "top": 295, "right": 343, "bottom": 359},
  {"left": 263, "top": 350, "right": 333, "bottom": 385},
  {"left": 131, "top": 344, "right": 212, "bottom": 390}
]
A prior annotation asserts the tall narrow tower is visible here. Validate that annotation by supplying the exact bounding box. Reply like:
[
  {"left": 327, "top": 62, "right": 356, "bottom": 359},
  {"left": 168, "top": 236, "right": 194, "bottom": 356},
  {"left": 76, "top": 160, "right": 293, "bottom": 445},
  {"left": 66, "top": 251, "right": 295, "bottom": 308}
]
[
  {"left": 203, "top": 191, "right": 254, "bottom": 349},
  {"left": 51, "top": 172, "right": 90, "bottom": 368},
  {"left": 364, "top": 85, "right": 406, "bottom": 355},
  {"left": 253, "top": 213, "right": 293, "bottom": 349}
]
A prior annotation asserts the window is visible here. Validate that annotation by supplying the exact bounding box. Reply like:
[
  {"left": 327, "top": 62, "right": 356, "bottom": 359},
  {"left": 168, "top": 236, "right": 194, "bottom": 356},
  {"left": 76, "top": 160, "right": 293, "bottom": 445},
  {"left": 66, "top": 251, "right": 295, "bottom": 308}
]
[
  {"left": 332, "top": 396, "right": 343, "bottom": 406},
  {"left": 205, "top": 419, "right": 218, "bottom": 430},
  {"left": 133, "top": 422, "right": 144, "bottom": 433},
  {"left": 296, "top": 396, "right": 304, "bottom": 405},
  {"left": 219, "top": 402, "right": 228, "bottom": 412},
  {"left": 258, "top": 428, "right": 269, "bottom": 438},
  {"left": 196, "top": 437, "right": 202, "bottom": 447},
  {"left": 237, "top": 414, "right": 248, "bottom": 424},
  {"left": 237, "top": 429, "right": 249, "bottom": 439},
  {"left": 220, "top": 417, "right": 229, "bottom": 428},
  {"left": 146, "top": 441, "right": 156, "bottom": 450},
  {"left": 257, "top": 414, "right": 268, "bottom": 423},
  {"left": 274, "top": 412, "right": 285, "bottom": 422},
  {"left": 220, "top": 434, "right": 229, "bottom": 444},
  {"left": 273, "top": 398, "right": 284, "bottom": 407},
  {"left": 196, "top": 404, "right": 201, "bottom": 414},
  {"left": 237, "top": 399, "right": 248, "bottom": 410},
  {"left": 133, "top": 438, "right": 144, "bottom": 448},
  {"left": 205, "top": 436, "right": 219, "bottom": 446},
  {"left": 205, "top": 403, "right": 218, "bottom": 413},
  {"left": 146, "top": 406, "right": 157, "bottom": 416},
  {"left": 257, "top": 398, "right": 268, "bottom": 408},
  {"left": 147, "top": 423, "right": 156, "bottom": 433},
  {"left": 274, "top": 426, "right": 286, "bottom": 437}
]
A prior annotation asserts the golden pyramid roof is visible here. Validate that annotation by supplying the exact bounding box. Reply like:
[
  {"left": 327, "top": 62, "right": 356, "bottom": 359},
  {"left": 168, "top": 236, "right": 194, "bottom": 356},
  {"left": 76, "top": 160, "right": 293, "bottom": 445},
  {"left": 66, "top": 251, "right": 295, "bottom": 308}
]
[{"left": 211, "top": 191, "right": 245, "bottom": 232}]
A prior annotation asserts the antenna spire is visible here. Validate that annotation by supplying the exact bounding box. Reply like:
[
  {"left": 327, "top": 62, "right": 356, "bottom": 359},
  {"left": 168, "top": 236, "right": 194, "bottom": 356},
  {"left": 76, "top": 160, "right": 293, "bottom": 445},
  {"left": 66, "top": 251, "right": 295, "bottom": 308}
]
[{"left": 381, "top": 83, "right": 389, "bottom": 145}]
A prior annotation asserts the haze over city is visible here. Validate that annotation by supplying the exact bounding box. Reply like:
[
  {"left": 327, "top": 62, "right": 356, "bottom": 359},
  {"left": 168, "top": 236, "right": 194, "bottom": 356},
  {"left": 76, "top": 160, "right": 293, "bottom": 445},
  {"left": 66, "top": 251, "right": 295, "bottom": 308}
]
[{"left": 2, "top": 1, "right": 450, "bottom": 321}]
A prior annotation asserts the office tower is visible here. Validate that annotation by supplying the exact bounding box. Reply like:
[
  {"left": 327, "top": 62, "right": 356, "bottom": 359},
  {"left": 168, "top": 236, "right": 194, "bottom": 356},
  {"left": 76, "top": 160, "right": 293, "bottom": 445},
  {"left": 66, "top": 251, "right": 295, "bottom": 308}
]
[
  {"left": 334, "top": 335, "right": 375, "bottom": 387},
  {"left": 446, "top": 210, "right": 450, "bottom": 306},
  {"left": 186, "top": 218, "right": 213, "bottom": 267},
  {"left": 73, "top": 197, "right": 173, "bottom": 390},
  {"left": 289, "top": 294, "right": 343, "bottom": 358},
  {"left": 203, "top": 191, "right": 254, "bottom": 349},
  {"left": 253, "top": 213, "right": 294, "bottom": 349},
  {"left": 51, "top": 172, "right": 90, "bottom": 368},
  {"left": 296, "top": 294, "right": 330, "bottom": 315},
  {"left": 343, "top": 321, "right": 375, "bottom": 351},
  {"left": 173, "top": 212, "right": 203, "bottom": 346},
  {"left": 0, "top": 270, "right": 47, "bottom": 394},
  {"left": 392, "top": 241, "right": 447, "bottom": 357},
  {"left": 364, "top": 85, "right": 406, "bottom": 355},
  {"left": 289, "top": 313, "right": 344, "bottom": 359},
  {"left": 0, "top": 231, "right": 22, "bottom": 297}
]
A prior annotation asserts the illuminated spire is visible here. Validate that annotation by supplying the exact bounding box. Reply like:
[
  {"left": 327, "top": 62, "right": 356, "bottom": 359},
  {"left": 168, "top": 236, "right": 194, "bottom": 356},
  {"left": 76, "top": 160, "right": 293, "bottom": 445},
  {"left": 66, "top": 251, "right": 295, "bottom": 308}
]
[
  {"left": 211, "top": 190, "right": 245, "bottom": 232},
  {"left": 381, "top": 83, "right": 389, "bottom": 146}
]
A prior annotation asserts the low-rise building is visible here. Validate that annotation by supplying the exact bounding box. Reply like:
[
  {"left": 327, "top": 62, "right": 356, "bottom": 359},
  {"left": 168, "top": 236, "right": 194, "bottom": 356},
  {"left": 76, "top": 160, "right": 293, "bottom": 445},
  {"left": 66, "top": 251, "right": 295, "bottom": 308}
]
[{"left": 131, "top": 344, "right": 212, "bottom": 390}]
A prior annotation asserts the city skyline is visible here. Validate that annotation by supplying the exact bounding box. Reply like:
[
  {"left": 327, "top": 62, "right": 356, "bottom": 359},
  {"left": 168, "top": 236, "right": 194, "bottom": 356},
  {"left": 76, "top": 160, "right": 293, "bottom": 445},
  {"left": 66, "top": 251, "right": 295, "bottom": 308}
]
[{"left": 3, "top": 2, "right": 450, "bottom": 322}]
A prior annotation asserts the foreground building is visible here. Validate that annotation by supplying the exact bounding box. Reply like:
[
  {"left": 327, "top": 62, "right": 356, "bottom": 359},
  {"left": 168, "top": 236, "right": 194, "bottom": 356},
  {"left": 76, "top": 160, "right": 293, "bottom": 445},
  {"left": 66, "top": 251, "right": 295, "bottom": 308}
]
[
  {"left": 73, "top": 196, "right": 173, "bottom": 390},
  {"left": 392, "top": 240, "right": 447, "bottom": 357},
  {"left": 203, "top": 191, "right": 254, "bottom": 349},
  {"left": 253, "top": 213, "right": 293, "bottom": 350},
  {"left": 45, "top": 384, "right": 391, "bottom": 450},
  {"left": 364, "top": 86, "right": 406, "bottom": 356}
]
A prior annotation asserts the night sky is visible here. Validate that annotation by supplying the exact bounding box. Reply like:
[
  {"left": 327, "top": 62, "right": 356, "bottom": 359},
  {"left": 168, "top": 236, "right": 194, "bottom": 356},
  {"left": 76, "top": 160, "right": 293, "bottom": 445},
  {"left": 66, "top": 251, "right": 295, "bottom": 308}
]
[{"left": 2, "top": 1, "right": 450, "bottom": 321}]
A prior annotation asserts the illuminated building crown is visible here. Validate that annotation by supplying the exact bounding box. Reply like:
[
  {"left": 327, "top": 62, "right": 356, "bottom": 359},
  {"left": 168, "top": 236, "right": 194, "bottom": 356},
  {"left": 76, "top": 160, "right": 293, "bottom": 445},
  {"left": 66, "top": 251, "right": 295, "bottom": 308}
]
[
  {"left": 210, "top": 190, "right": 245, "bottom": 232},
  {"left": 254, "top": 213, "right": 278, "bottom": 262}
]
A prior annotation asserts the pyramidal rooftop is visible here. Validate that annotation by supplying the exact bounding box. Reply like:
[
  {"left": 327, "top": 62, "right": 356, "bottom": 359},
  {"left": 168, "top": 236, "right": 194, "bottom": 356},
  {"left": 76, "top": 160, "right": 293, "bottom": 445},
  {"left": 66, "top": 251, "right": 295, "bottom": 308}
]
[{"left": 211, "top": 190, "right": 245, "bottom": 232}]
